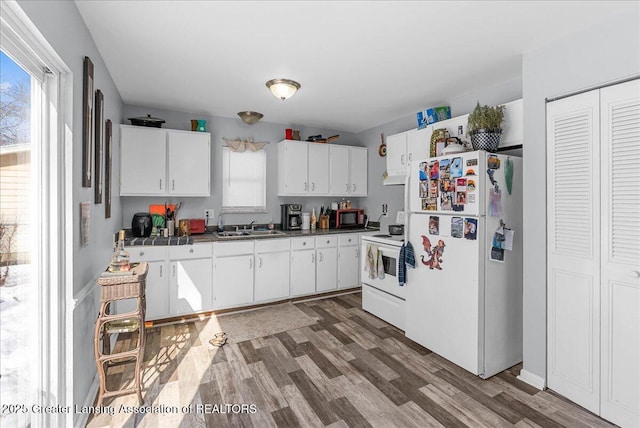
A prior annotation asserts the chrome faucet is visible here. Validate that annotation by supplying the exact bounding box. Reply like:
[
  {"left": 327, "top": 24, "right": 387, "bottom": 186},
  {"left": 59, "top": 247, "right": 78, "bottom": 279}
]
[{"left": 249, "top": 220, "right": 256, "bottom": 231}]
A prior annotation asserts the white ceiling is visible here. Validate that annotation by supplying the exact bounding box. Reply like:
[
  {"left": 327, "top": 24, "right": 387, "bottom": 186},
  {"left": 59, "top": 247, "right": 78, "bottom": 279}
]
[{"left": 76, "top": 1, "right": 635, "bottom": 133}]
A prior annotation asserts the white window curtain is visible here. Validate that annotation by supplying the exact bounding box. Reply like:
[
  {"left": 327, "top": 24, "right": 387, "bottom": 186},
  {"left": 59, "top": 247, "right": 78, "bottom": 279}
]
[{"left": 222, "top": 146, "right": 266, "bottom": 212}]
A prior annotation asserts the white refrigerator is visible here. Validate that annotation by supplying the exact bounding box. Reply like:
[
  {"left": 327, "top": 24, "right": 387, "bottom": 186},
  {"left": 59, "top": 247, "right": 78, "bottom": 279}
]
[{"left": 405, "top": 150, "right": 523, "bottom": 378}]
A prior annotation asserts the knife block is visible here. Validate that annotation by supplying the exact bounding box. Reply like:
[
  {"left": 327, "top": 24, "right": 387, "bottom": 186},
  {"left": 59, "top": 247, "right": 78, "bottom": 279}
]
[{"left": 319, "top": 215, "right": 329, "bottom": 230}]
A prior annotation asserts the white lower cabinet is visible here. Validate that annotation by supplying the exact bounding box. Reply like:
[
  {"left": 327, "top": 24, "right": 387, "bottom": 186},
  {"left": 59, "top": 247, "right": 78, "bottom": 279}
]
[
  {"left": 124, "top": 246, "right": 169, "bottom": 320},
  {"left": 168, "top": 244, "right": 213, "bottom": 316},
  {"left": 316, "top": 236, "right": 338, "bottom": 292},
  {"left": 338, "top": 234, "right": 360, "bottom": 289},
  {"left": 291, "top": 237, "right": 316, "bottom": 296},
  {"left": 213, "top": 241, "right": 255, "bottom": 309},
  {"left": 255, "top": 239, "right": 291, "bottom": 302}
]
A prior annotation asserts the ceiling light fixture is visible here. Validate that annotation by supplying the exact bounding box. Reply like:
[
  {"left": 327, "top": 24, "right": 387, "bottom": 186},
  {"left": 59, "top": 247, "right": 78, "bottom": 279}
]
[
  {"left": 266, "top": 78, "right": 301, "bottom": 100},
  {"left": 237, "top": 111, "right": 264, "bottom": 125}
]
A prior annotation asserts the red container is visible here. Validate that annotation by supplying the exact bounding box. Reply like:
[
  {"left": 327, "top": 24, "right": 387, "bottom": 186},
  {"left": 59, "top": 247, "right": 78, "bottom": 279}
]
[
  {"left": 285, "top": 128, "right": 293, "bottom": 139},
  {"left": 189, "top": 219, "right": 206, "bottom": 234}
]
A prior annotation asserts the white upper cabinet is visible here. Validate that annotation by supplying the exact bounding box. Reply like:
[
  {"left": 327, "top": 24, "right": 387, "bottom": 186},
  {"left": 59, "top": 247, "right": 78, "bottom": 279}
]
[
  {"left": 167, "top": 130, "right": 210, "bottom": 196},
  {"left": 277, "top": 140, "right": 310, "bottom": 195},
  {"left": 120, "top": 126, "right": 166, "bottom": 195},
  {"left": 279, "top": 140, "right": 367, "bottom": 197},
  {"left": 406, "top": 126, "right": 431, "bottom": 164},
  {"left": 500, "top": 99, "right": 523, "bottom": 148},
  {"left": 385, "top": 132, "right": 407, "bottom": 177},
  {"left": 308, "top": 143, "right": 330, "bottom": 195},
  {"left": 329, "top": 145, "right": 350, "bottom": 195},
  {"left": 120, "top": 125, "right": 211, "bottom": 196},
  {"left": 349, "top": 147, "right": 368, "bottom": 196}
]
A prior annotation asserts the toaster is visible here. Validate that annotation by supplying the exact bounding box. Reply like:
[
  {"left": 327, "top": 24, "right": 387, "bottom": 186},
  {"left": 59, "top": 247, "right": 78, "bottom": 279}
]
[{"left": 189, "top": 218, "right": 206, "bottom": 234}]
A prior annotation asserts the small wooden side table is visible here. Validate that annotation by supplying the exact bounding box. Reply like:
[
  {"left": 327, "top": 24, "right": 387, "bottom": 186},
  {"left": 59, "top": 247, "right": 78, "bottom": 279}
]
[{"left": 94, "top": 262, "right": 148, "bottom": 407}]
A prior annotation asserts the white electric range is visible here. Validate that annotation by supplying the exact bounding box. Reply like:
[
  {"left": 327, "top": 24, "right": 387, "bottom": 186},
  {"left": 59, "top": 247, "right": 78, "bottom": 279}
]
[{"left": 361, "top": 233, "right": 406, "bottom": 330}]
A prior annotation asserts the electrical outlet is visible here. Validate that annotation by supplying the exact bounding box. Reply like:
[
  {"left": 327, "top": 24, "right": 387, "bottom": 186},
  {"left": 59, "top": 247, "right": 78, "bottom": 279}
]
[
  {"left": 204, "top": 209, "right": 215, "bottom": 225},
  {"left": 396, "top": 211, "right": 406, "bottom": 224}
]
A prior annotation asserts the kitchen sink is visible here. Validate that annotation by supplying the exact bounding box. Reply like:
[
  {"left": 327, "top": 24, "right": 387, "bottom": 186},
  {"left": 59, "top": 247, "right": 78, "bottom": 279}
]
[
  {"left": 215, "top": 231, "right": 251, "bottom": 238},
  {"left": 247, "top": 230, "right": 286, "bottom": 236},
  {"left": 215, "top": 229, "right": 286, "bottom": 239}
]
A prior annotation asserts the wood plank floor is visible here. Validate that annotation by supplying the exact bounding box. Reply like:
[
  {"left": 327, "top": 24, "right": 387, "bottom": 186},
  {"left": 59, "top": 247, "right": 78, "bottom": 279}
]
[{"left": 87, "top": 292, "right": 615, "bottom": 428}]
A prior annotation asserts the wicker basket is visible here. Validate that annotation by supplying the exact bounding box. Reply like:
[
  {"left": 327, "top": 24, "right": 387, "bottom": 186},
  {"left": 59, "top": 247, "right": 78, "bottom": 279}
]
[
  {"left": 470, "top": 130, "right": 502, "bottom": 152},
  {"left": 97, "top": 262, "right": 148, "bottom": 302}
]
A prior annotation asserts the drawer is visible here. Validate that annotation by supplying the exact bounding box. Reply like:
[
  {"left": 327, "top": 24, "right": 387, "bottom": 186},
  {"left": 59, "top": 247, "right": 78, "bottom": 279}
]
[
  {"left": 126, "top": 246, "right": 167, "bottom": 262},
  {"left": 291, "top": 237, "right": 315, "bottom": 251},
  {"left": 316, "top": 236, "right": 338, "bottom": 248},
  {"left": 214, "top": 240, "right": 254, "bottom": 257},
  {"left": 338, "top": 234, "right": 359, "bottom": 247},
  {"left": 362, "top": 285, "right": 405, "bottom": 330},
  {"left": 169, "top": 243, "right": 212, "bottom": 260},
  {"left": 255, "top": 238, "right": 290, "bottom": 253}
]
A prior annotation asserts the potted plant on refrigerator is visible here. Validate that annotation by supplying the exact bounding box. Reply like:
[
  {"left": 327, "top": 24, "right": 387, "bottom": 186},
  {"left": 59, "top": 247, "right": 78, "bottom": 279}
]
[{"left": 467, "top": 101, "right": 506, "bottom": 152}]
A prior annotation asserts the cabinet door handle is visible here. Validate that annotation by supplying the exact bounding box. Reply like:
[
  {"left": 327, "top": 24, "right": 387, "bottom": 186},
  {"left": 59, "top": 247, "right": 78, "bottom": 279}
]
[
  {"left": 259, "top": 257, "right": 263, "bottom": 268},
  {"left": 139, "top": 251, "right": 145, "bottom": 256},
  {"left": 189, "top": 248, "right": 194, "bottom": 253},
  {"left": 319, "top": 252, "right": 323, "bottom": 262},
  {"left": 249, "top": 258, "right": 253, "bottom": 269},
  {"left": 356, "top": 248, "right": 359, "bottom": 257},
  {"left": 352, "top": 184, "right": 356, "bottom": 192},
  {"left": 172, "top": 179, "right": 175, "bottom": 191},
  {"left": 409, "top": 153, "right": 413, "bottom": 161},
  {"left": 304, "top": 181, "right": 308, "bottom": 191},
  {"left": 311, "top": 253, "right": 315, "bottom": 263},
  {"left": 345, "top": 183, "right": 349, "bottom": 192},
  {"left": 159, "top": 179, "right": 162, "bottom": 190},
  {"left": 173, "top": 265, "right": 176, "bottom": 277},
  {"left": 311, "top": 182, "right": 315, "bottom": 191},
  {"left": 631, "top": 270, "right": 640, "bottom": 279},
  {"left": 159, "top": 265, "right": 163, "bottom": 277},
  {"left": 401, "top": 154, "right": 405, "bottom": 165},
  {"left": 302, "top": 241, "right": 306, "bottom": 246}
]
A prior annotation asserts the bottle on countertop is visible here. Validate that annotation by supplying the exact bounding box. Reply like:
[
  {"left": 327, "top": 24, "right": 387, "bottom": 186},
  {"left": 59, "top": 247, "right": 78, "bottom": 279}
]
[
  {"left": 217, "top": 214, "right": 224, "bottom": 232},
  {"left": 108, "top": 230, "right": 131, "bottom": 272},
  {"left": 310, "top": 208, "right": 317, "bottom": 231}
]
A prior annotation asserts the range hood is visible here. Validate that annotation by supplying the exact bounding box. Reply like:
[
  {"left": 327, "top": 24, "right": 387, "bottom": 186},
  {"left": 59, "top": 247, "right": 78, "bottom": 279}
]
[{"left": 383, "top": 173, "right": 407, "bottom": 186}]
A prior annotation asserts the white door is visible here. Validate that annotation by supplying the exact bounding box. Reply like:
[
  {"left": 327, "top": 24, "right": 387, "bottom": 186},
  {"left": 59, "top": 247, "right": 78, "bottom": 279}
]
[
  {"left": 308, "top": 143, "right": 329, "bottom": 195},
  {"left": 291, "top": 249, "right": 316, "bottom": 296},
  {"left": 170, "top": 258, "right": 213, "bottom": 316},
  {"left": 547, "top": 89, "right": 601, "bottom": 413},
  {"left": 330, "top": 145, "right": 350, "bottom": 195},
  {"left": 120, "top": 126, "right": 166, "bottom": 195},
  {"left": 338, "top": 245, "right": 359, "bottom": 289},
  {"left": 406, "top": 127, "right": 431, "bottom": 164},
  {"left": 599, "top": 80, "right": 640, "bottom": 427},
  {"left": 281, "top": 141, "right": 309, "bottom": 195},
  {"left": 168, "top": 131, "right": 210, "bottom": 196},
  {"left": 214, "top": 255, "right": 254, "bottom": 308},
  {"left": 145, "top": 260, "right": 169, "bottom": 320},
  {"left": 316, "top": 247, "right": 338, "bottom": 292},
  {"left": 386, "top": 132, "right": 407, "bottom": 175},
  {"left": 349, "top": 147, "right": 368, "bottom": 196},
  {"left": 255, "top": 251, "right": 290, "bottom": 302}
]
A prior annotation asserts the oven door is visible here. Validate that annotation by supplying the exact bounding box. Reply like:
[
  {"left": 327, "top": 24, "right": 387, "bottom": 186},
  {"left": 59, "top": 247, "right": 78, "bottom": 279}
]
[{"left": 361, "top": 242, "right": 406, "bottom": 299}]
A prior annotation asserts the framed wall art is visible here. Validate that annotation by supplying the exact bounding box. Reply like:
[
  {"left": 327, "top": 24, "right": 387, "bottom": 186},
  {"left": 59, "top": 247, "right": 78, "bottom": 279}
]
[
  {"left": 104, "top": 119, "right": 112, "bottom": 218},
  {"left": 82, "top": 56, "right": 94, "bottom": 187},
  {"left": 94, "top": 89, "right": 104, "bottom": 203}
]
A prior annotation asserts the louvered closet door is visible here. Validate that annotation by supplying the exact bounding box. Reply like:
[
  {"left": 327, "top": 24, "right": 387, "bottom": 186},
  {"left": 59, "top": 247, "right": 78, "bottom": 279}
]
[
  {"left": 547, "top": 90, "right": 601, "bottom": 413},
  {"left": 600, "top": 79, "right": 640, "bottom": 428}
]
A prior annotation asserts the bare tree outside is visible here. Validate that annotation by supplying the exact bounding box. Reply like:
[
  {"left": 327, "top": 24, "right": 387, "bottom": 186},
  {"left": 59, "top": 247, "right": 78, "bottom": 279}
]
[{"left": 0, "top": 79, "right": 30, "bottom": 146}]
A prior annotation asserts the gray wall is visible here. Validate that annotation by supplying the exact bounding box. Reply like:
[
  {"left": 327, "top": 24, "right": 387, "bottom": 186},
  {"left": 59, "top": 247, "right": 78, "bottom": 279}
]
[
  {"left": 521, "top": 6, "right": 640, "bottom": 381},
  {"left": 17, "top": 0, "right": 124, "bottom": 416},
  {"left": 354, "top": 77, "right": 522, "bottom": 230},
  {"left": 121, "top": 105, "right": 359, "bottom": 228}
]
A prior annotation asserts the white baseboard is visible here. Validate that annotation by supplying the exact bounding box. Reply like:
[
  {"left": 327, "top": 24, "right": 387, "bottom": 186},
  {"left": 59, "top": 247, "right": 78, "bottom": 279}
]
[
  {"left": 74, "top": 374, "right": 99, "bottom": 428},
  {"left": 517, "top": 368, "right": 546, "bottom": 390}
]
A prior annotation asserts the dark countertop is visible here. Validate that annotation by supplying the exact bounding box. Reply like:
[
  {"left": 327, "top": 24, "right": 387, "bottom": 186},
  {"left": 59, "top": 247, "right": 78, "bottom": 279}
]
[{"left": 124, "top": 227, "right": 379, "bottom": 246}]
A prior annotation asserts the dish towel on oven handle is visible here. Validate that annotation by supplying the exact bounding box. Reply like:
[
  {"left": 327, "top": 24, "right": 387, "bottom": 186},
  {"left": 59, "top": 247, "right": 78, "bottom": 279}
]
[
  {"left": 366, "top": 243, "right": 378, "bottom": 279},
  {"left": 377, "top": 248, "right": 385, "bottom": 279},
  {"left": 398, "top": 241, "right": 416, "bottom": 286}
]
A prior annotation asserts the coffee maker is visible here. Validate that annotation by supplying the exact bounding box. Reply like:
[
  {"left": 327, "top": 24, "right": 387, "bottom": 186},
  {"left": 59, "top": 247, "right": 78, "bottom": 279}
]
[{"left": 281, "top": 204, "right": 302, "bottom": 230}]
